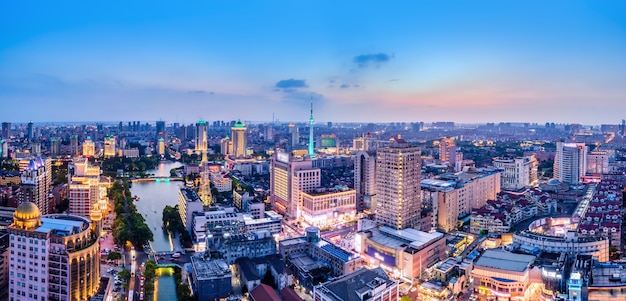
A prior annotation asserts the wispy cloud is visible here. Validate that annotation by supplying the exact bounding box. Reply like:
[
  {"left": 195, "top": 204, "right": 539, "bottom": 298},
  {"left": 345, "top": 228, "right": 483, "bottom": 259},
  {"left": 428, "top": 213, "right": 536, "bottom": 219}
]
[
  {"left": 188, "top": 90, "right": 214, "bottom": 95},
  {"left": 353, "top": 53, "right": 394, "bottom": 68},
  {"left": 275, "top": 79, "right": 308, "bottom": 89}
]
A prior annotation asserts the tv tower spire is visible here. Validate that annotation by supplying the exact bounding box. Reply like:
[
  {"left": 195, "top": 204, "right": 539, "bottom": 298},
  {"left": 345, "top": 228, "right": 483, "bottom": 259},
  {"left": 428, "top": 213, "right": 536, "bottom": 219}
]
[{"left": 308, "top": 98, "right": 315, "bottom": 157}]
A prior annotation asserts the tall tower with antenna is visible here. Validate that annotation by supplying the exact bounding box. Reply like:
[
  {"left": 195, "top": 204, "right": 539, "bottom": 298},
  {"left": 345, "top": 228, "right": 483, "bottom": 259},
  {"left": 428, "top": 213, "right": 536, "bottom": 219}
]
[{"left": 308, "top": 99, "right": 315, "bottom": 157}]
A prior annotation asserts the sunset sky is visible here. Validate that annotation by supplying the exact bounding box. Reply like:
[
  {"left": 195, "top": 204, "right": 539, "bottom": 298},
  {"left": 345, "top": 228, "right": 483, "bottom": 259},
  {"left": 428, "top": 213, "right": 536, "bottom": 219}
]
[{"left": 1, "top": 1, "right": 625, "bottom": 124}]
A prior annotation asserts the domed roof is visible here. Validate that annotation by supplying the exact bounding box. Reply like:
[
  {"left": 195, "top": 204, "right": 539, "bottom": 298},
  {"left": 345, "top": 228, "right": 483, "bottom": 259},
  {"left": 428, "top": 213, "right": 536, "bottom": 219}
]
[
  {"left": 15, "top": 202, "right": 41, "bottom": 220},
  {"left": 547, "top": 178, "right": 561, "bottom": 186},
  {"left": 233, "top": 119, "right": 246, "bottom": 128}
]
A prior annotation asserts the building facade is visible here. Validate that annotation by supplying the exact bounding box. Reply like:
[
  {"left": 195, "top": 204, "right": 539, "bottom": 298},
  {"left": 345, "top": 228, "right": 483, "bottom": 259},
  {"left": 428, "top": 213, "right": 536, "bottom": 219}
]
[
  {"left": 231, "top": 120, "right": 247, "bottom": 158},
  {"left": 20, "top": 157, "right": 51, "bottom": 215},
  {"left": 354, "top": 151, "right": 376, "bottom": 213},
  {"left": 554, "top": 142, "right": 588, "bottom": 184},
  {"left": 493, "top": 155, "right": 538, "bottom": 190},
  {"left": 375, "top": 137, "right": 421, "bottom": 230}
]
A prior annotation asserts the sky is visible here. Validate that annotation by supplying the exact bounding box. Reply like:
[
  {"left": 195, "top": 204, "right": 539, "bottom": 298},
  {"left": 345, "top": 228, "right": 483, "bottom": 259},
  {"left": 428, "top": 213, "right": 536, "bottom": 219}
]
[{"left": 1, "top": 1, "right": 625, "bottom": 125}]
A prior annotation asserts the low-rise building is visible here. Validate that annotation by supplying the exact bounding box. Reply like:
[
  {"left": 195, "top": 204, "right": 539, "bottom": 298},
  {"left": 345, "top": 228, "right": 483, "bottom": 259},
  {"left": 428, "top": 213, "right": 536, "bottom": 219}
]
[
  {"left": 212, "top": 230, "right": 277, "bottom": 264},
  {"left": 313, "top": 267, "right": 398, "bottom": 301},
  {"left": 300, "top": 186, "right": 356, "bottom": 228},
  {"left": 471, "top": 250, "right": 536, "bottom": 301},
  {"left": 190, "top": 257, "right": 231, "bottom": 301}
]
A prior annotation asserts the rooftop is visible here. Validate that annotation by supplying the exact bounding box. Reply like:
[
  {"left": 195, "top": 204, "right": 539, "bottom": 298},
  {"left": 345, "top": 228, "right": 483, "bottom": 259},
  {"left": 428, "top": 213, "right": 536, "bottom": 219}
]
[
  {"left": 317, "top": 267, "right": 395, "bottom": 301},
  {"left": 190, "top": 257, "right": 231, "bottom": 280},
  {"left": 475, "top": 249, "right": 535, "bottom": 273}
]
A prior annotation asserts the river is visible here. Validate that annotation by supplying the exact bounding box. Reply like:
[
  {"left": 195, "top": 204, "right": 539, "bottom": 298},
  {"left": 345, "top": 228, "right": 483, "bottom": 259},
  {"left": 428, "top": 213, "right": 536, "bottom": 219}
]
[{"left": 130, "top": 161, "right": 184, "bottom": 253}]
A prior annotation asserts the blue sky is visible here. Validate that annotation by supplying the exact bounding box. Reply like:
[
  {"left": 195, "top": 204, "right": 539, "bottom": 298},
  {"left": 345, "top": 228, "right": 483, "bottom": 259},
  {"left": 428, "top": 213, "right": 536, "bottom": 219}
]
[{"left": 1, "top": 1, "right": 625, "bottom": 124}]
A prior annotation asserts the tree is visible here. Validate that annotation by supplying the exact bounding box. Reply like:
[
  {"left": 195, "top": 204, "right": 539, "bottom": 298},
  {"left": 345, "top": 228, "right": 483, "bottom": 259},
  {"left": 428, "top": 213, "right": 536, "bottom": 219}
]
[
  {"left": 118, "top": 269, "right": 131, "bottom": 282},
  {"left": 108, "top": 251, "right": 122, "bottom": 261}
]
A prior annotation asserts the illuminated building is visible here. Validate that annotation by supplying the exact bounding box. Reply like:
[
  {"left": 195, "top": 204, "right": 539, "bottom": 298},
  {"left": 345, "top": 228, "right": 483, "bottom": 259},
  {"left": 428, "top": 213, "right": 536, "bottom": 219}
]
[
  {"left": 471, "top": 250, "right": 536, "bottom": 301},
  {"left": 439, "top": 137, "right": 456, "bottom": 163},
  {"left": 157, "top": 137, "right": 165, "bottom": 156},
  {"left": 208, "top": 166, "right": 232, "bottom": 193},
  {"left": 82, "top": 136, "right": 95, "bottom": 157},
  {"left": 49, "top": 138, "right": 61, "bottom": 156},
  {"left": 231, "top": 119, "right": 247, "bottom": 158},
  {"left": 103, "top": 135, "right": 116, "bottom": 158},
  {"left": 493, "top": 155, "right": 539, "bottom": 190},
  {"left": 20, "top": 157, "right": 52, "bottom": 215},
  {"left": 352, "top": 133, "right": 376, "bottom": 151},
  {"left": 8, "top": 202, "right": 101, "bottom": 301},
  {"left": 270, "top": 151, "right": 320, "bottom": 219},
  {"left": 300, "top": 187, "right": 356, "bottom": 228},
  {"left": 554, "top": 142, "right": 588, "bottom": 184},
  {"left": 308, "top": 101, "right": 315, "bottom": 156},
  {"left": 355, "top": 226, "right": 445, "bottom": 279},
  {"left": 122, "top": 148, "right": 139, "bottom": 158},
  {"left": 220, "top": 136, "right": 232, "bottom": 155},
  {"left": 68, "top": 158, "right": 107, "bottom": 218},
  {"left": 312, "top": 267, "right": 398, "bottom": 301},
  {"left": 195, "top": 119, "right": 208, "bottom": 154},
  {"left": 178, "top": 187, "right": 204, "bottom": 233},
  {"left": 156, "top": 120, "right": 166, "bottom": 139},
  {"left": 0, "top": 139, "right": 7, "bottom": 158},
  {"left": 354, "top": 151, "right": 376, "bottom": 212},
  {"left": 587, "top": 151, "right": 609, "bottom": 174},
  {"left": 375, "top": 136, "right": 421, "bottom": 230},
  {"left": 211, "top": 230, "right": 276, "bottom": 264},
  {"left": 513, "top": 230, "right": 608, "bottom": 262}
]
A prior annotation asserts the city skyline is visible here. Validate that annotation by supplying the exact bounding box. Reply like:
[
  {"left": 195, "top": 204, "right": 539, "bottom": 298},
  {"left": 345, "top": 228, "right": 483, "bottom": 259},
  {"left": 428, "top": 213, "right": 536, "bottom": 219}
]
[{"left": 1, "top": 1, "right": 625, "bottom": 124}]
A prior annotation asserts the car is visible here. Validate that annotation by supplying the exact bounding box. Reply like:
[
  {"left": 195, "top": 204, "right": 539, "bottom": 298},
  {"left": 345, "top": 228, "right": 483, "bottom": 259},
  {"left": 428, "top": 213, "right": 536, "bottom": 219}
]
[
  {"left": 410, "top": 287, "right": 417, "bottom": 293},
  {"left": 140, "top": 280, "right": 144, "bottom": 287},
  {"left": 114, "top": 281, "right": 122, "bottom": 285},
  {"left": 113, "top": 287, "right": 120, "bottom": 292}
]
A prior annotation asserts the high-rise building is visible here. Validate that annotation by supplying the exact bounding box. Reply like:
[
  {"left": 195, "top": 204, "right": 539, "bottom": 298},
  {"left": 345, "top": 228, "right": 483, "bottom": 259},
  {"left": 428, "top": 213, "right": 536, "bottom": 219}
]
[
  {"left": 354, "top": 151, "right": 376, "bottom": 212},
  {"left": 220, "top": 136, "right": 232, "bottom": 155},
  {"left": 158, "top": 137, "right": 166, "bottom": 156},
  {"left": 156, "top": 120, "right": 166, "bottom": 139},
  {"left": 270, "top": 151, "right": 320, "bottom": 219},
  {"left": 195, "top": 119, "right": 208, "bottom": 154},
  {"left": 264, "top": 125, "right": 274, "bottom": 142},
  {"left": 103, "top": 135, "right": 116, "bottom": 158},
  {"left": 69, "top": 158, "right": 106, "bottom": 218},
  {"left": 587, "top": 151, "right": 609, "bottom": 174},
  {"left": 554, "top": 142, "right": 588, "bottom": 184},
  {"left": 493, "top": 155, "right": 538, "bottom": 190},
  {"left": 1, "top": 122, "right": 10, "bottom": 139},
  {"left": 27, "top": 121, "right": 34, "bottom": 141},
  {"left": 439, "top": 137, "right": 456, "bottom": 163},
  {"left": 9, "top": 202, "right": 101, "bottom": 301},
  {"left": 231, "top": 119, "right": 247, "bottom": 158},
  {"left": 20, "top": 157, "right": 52, "bottom": 215},
  {"left": 0, "top": 139, "right": 7, "bottom": 158},
  {"left": 352, "top": 133, "right": 376, "bottom": 152},
  {"left": 69, "top": 135, "right": 79, "bottom": 157},
  {"left": 50, "top": 137, "right": 61, "bottom": 156},
  {"left": 375, "top": 136, "right": 421, "bottom": 230},
  {"left": 82, "top": 136, "right": 95, "bottom": 157},
  {"left": 288, "top": 124, "right": 298, "bottom": 148}
]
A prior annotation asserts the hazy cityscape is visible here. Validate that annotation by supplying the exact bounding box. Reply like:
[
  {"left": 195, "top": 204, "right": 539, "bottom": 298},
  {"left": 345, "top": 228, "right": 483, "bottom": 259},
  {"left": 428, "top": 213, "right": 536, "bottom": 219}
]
[{"left": 2, "top": 1, "right": 626, "bottom": 301}]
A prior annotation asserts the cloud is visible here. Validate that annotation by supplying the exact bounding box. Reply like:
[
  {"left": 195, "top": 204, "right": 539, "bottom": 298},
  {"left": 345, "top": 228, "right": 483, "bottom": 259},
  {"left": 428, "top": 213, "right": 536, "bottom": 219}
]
[
  {"left": 353, "top": 53, "right": 394, "bottom": 68},
  {"left": 340, "top": 84, "right": 351, "bottom": 89},
  {"left": 275, "top": 79, "right": 308, "bottom": 89},
  {"left": 188, "top": 90, "right": 214, "bottom": 95}
]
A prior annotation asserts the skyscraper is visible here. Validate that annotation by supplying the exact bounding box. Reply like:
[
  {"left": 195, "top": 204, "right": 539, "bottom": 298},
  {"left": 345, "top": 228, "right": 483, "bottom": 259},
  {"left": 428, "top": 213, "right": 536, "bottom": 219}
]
[
  {"left": 156, "top": 120, "right": 166, "bottom": 139},
  {"left": 27, "top": 121, "right": 34, "bottom": 141},
  {"left": 50, "top": 137, "right": 61, "bottom": 156},
  {"left": 1, "top": 122, "right": 10, "bottom": 139},
  {"left": 20, "top": 157, "right": 52, "bottom": 215},
  {"left": 195, "top": 119, "right": 208, "bottom": 154},
  {"left": 354, "top": 151, "right": 376, "bottom": 212},
  {"left": 231, "top": 119, "right": 247, "bottom": 158},
  {"left": 69, "top": 134, "right": 79, "bottom": 157},
  {"left": 554, "top": 142, "right": 588, "bottom": 184},
  {"left": 288, "top": 123, "right": 298, "bottom": 148},
  {"left": 103, "top": 135, "right": 116, "bottom": 158},
  {"left": 270, "top": 151, "right": 320, "bottom": 219},
  {"left": 439, "top": 137, "right": 456, "bottom": 163},
  {"left": 375, "top": 136, "right": 422, "bottom": 230}
]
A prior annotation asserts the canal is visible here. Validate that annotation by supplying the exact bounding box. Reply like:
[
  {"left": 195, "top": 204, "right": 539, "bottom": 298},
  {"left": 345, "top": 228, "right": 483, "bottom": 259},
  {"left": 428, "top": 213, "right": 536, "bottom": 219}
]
[
  {"left": 130, "top": 161, "right": 184, "bottom": 253},
  {"left": 155, "top": 267, "right": 178, "bottom": 301}
]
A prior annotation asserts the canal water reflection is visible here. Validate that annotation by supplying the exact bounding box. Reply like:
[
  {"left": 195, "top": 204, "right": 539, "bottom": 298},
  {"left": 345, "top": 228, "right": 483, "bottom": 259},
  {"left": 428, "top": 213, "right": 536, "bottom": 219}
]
[
  {"left": 130, "top": 161, "right": 184, "bottom": 253},
  {"left": 156, "top": 267, "right": 178, "bottom": 301}
]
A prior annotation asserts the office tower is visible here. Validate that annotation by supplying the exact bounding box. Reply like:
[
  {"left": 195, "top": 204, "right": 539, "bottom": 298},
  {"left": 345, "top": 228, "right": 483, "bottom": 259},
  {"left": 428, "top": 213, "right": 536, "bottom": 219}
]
[
  {"left": 354, "top": 151, "right": 376, "bottom": 212},
  {"left": 439, "top": 137, "right": 456, "bottom": 163},
  {"left": 69, "top": 134, "right": 79, "bottom": 157},
  {"left": 220, "top": 136, "right": 232, "bottom": 155},
  {"left": 20, "top": 157, "right": 51, "bottom": 215},
  {"left": 231, "top": 119, "right": 247, "bottom": 158},
  {"left": 621, "top": 119, "right": 626, "bottom": 136},
  {"left": 375, "top": 136, "right": 421, "bottom": 230},
  {"left": 195, "top": 119, "right": 208, "bottom": 153},
  {"left": 27, "top": 121, "right": 34, "bottom": 141},
  {"left": 288, "top": 123, "right": 298, "bottom": 148},
  {"left": 30, "top": 142, "right": 41, "bottom": 155},
  {"left": 587, "top": 151, "right": 609, "bottom": 174},
  {"left": 118, "top": 121, "right": 123, "bottom": 132},
  {"left": 156, "top": 120, "right": 166, "bottom": 138},
  {"left": 9, "top": 202, "right": 101, "bottom": 301},
  {"left": 82, "top": 136, "right": 95, "bottom": 157},
  {"left": 270, "top": 151, "right": 320, "bottom": 219},
  {"left": 264, "top": 125, "right": 274, "bottom": 142},
  {"left": 493, "top": 155, "right": 539, "bottom": 190},
  {"left": 308, "top": 101, "right": 315, "bottom": 156},
  {"left": 0, "top": 139, "right": 7, "bottom": 158},
  {"left": 554, "top": 142, "right": 588, "bottom": 184},
  {"left": 50, "top": 137, "right": 61, "bottom": 156},
  {"left": 1, "top": 122, "right": 10, "bottom": 139},
  {"left": 103, "top": 135, "right": 116, "bottom": 158}
]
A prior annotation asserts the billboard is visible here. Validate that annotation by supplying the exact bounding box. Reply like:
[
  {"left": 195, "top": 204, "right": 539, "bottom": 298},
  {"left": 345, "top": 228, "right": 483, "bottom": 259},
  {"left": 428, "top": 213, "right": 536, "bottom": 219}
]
[{"left": 366, "top": 246, "right": 396, "bottom": 266}]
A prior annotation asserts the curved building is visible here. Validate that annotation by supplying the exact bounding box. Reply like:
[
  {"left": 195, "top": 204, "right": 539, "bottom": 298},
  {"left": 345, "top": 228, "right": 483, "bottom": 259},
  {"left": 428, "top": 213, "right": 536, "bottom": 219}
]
[{"left": 9, "top": 202, "right": 101, "bottom": 301}]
